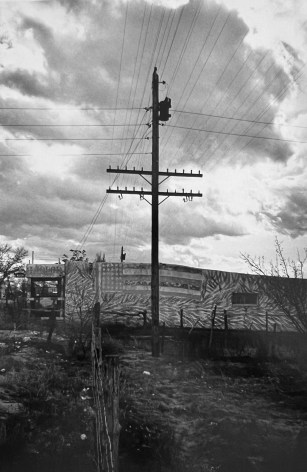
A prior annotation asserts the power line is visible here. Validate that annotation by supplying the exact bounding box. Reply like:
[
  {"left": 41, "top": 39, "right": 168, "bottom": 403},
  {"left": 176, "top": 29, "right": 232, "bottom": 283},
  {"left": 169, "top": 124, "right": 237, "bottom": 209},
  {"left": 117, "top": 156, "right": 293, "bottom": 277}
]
[
  {"left": 0, "top": 152, "right": 151, "bottom": 157},
  {"left": 167, "top": 124, "right": 307, "bottom": 144},
  {"left": 172, "top": 110, "right": 307, "bottom": 129},
  {"left": 160, "top": 5, "right": 227, "bottom": 157},
  {"left": 206, "top": 63, "right": 306, "bottom": 166},
  {"left": 77, "top": 117, "right": 150, "bottom": 249},
  {"left": 4, "top": 137, "right": 149, "bottom": 141},
  {"left": 0, "top": 123, "right": 146, "bottom": 127},
  {"left": 0, "top": 106, "right": 144, "bottom": 111}
]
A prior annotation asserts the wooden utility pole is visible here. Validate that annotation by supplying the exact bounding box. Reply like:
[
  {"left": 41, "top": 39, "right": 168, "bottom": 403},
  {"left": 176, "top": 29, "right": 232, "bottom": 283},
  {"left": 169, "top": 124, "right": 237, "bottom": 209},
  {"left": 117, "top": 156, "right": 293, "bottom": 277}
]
[
  {"left": 106, "top": 68, "right": 203, "bottom": 357},
  {"left": 151, "top": 67, "right": 160, "bottom": 357}
]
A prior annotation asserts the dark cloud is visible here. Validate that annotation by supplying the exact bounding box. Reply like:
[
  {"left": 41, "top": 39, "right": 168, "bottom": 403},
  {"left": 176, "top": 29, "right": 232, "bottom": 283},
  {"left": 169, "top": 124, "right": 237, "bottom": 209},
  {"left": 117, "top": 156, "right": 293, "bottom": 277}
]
[
  {"left": 262, "top": 189, "right": 307, "bottom": 238},
  {"left": 0, "top": 69, "right": 49, "bottom": 99},
  {"left": 160, "top": 209, "right": 247, "bottom": 245}
]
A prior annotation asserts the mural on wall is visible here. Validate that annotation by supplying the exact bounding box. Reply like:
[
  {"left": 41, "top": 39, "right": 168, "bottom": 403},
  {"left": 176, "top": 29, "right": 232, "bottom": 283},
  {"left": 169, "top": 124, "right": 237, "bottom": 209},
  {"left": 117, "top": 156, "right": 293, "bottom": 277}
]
[
  {"left": 65, "top": 261, "right": 96, "bottom": 318},
  {"left": 64, "top": 261, "right": 297, "bottom": 331}
]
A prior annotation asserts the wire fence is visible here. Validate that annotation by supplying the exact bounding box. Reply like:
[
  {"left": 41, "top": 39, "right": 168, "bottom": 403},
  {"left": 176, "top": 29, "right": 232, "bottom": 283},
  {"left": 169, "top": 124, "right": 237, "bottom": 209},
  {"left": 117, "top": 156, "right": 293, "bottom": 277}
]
[{"left": 91, "top": 323, "right": 120, "bottom": 472}]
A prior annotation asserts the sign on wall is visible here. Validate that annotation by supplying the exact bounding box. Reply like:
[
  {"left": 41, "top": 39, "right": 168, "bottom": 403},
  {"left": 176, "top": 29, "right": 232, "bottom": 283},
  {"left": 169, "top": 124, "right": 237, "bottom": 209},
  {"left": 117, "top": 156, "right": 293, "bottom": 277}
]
[{"left": 26, "top": 264, "right": 65, "bottom": 278}]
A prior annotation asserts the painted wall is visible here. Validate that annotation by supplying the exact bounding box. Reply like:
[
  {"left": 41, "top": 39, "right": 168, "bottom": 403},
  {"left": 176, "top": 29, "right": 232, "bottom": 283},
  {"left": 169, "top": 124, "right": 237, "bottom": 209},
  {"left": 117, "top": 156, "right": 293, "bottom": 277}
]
[{"left": 64, "top": 262, "right": 297, "bottom": 332}]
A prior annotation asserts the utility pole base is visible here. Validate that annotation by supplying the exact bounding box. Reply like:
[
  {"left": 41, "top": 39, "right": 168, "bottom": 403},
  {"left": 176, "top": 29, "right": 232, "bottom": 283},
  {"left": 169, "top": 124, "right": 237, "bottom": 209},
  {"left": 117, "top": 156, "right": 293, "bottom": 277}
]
[{"left": 152, "top": 324, "right": 160, "bottom": 357}]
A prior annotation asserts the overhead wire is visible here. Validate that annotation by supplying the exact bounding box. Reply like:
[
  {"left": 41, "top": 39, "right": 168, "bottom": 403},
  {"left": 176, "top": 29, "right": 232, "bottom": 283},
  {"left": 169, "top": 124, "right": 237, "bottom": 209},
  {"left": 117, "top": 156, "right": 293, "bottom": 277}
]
[
  {"left": 78, "top": 112, "right": 150, "bottom": 249},
  {"left": 4, "top": 137, "right": 148, "bottom": 141},
  {"left": 171, "top": 110, "right": 307, "bottom": 129},
  {"left": 159, "top": 4, "right": 224, "bottom": 156},
  {"left": 0, "top": 106, "right": 144, "bottom": 110},
  {"left": 164, "top": 28, "right": 251, "bottom": 160},
  {"left": 111, "top": 5, "right": 173, "bottom": 259},
  {"left": 214, "top": 66, "right": 307, "bottom": 169},
  {"left": 0, "top": 152, "right": 151, "bottom": 157},
  {"left": 205, "top": 56, "right": 304, "bottom": 165},
  {"left": 204, "top": 51, "right": 282, "bottom": 161},
  {"left": 160, "top": 6, "right": 230, "bottom": 161},
  {"left": 166, "top": 0, "right": 203, "bottom": 96},
  {"left": 160, "top": 4, "right": 186, "bottom": 78},
  {"left": 111, "top": 1, "right": 129, "bottom": 258},
  {"left": 78, "top": 111, "right": 150, "bottom": 250},
  {"left": 111, "top": 3, "right": 158, "bottom": 257},
  {"left": 0, "top": 122, "right": 147, "bottom": 127},
  {"left": 167, "top": 123, "right": 307, "bottom": 144}
]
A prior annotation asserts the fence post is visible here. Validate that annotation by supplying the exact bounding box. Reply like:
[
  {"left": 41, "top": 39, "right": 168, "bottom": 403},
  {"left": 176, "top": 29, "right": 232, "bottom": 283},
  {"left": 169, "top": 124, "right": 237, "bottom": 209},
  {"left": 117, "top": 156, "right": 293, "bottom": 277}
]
[
  {"left": 208, "top": 305, "right": 217, "bottom": 351},
  {"left": 161, "top": 322, "right": 165, "bottom": 354},
  {"left": 92, "top": 300, "right": 120, "bottom": 472},
  {"left": 103, "top": 355, "right": 120, "bottom": 472},
  {"left": 272, "top": 322, "right": 277, "bottom": 357},
  {"left": 265, "top": 310, "right": 269, "bottom": 333},
  {"left": 224, "top": 309, "right": 228, "bottom": 349},
  {"left": 92, "top": 350, "right": 120, "bottom": 471},
  {"left": 180, "top": 308, "right": 183, "bottom": 328}
]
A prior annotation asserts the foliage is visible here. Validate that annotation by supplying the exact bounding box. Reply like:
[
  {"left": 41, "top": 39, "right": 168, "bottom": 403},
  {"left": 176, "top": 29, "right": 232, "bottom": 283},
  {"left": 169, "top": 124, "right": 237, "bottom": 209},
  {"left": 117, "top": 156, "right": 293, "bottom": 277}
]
[
  {"left": 62, "top": 249, "right": 88, "bottom": 262},
  {"left": 0, "top": 244, "right": 28, "bottom": 284},
  {"left": 242, "top": 238, "right": 307, "bottom": 333}
]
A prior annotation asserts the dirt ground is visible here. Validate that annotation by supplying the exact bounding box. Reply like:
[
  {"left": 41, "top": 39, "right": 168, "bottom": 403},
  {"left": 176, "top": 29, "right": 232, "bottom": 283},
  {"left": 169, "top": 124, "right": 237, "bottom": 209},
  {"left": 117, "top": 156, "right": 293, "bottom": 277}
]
[{"left": 1, "top": 330, "right": 307, "bottom": 471}]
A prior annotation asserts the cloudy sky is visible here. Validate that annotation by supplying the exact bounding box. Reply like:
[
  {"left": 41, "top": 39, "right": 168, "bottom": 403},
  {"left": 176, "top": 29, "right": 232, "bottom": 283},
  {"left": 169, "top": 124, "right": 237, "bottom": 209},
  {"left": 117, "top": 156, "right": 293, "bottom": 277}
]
[{"left": 0, "top": 0, "right": 307, "bottom": 273}]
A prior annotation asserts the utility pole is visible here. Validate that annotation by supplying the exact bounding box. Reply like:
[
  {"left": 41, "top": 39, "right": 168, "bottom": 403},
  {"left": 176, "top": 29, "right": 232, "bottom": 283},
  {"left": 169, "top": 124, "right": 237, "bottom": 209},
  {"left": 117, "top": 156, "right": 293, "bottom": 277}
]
[
  {"left": 151, "top": 67, "right": 160, "bottom": 357},
  {"left": 106, "top": 67, "right": 203, "bottom": 357}
]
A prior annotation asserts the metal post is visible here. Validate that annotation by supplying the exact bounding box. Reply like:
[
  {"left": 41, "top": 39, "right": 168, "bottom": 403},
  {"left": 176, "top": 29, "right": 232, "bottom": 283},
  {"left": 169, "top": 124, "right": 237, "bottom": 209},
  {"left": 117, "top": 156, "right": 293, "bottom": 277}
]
[{"left": 152, "top": 67, "right": 160, "bottom": 357}]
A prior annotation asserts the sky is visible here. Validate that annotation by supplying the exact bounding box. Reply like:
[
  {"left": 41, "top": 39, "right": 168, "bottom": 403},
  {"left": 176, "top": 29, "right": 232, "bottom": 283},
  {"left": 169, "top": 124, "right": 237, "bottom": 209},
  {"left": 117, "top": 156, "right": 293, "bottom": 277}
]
[{"left": 0, "top": 0, "right": 307, "bottom": 273}]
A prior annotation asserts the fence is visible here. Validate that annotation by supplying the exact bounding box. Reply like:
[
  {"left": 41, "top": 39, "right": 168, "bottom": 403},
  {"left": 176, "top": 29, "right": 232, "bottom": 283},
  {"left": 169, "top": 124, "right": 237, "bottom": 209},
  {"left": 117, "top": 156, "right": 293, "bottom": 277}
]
[{"left": 91, "top": 303, "right": 120, "bottom": 472}]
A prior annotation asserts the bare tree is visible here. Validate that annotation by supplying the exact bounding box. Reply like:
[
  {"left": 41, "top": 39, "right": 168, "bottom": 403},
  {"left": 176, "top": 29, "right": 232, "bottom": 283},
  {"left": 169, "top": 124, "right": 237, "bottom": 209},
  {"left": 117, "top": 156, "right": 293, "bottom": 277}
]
[
  {"left": 65, "top": 279, "right": 94, "bottom": 358},
  {"left": 241, "top": 238, "right": 307, "bottom": 333}
]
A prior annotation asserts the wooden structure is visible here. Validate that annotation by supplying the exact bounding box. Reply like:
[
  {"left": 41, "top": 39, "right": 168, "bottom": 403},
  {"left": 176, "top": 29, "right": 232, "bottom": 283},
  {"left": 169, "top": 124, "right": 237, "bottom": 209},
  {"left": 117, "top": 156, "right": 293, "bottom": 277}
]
[{"left": 25, "top": 264, "right": 65, "bottom": 318}]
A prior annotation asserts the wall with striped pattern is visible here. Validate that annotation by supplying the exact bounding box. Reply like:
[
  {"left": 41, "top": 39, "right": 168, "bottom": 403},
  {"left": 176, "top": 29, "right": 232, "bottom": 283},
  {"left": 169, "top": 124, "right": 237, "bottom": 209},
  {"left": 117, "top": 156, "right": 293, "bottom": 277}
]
[{"left": 64, "top": 261, "right": 297, "bottom": 332}]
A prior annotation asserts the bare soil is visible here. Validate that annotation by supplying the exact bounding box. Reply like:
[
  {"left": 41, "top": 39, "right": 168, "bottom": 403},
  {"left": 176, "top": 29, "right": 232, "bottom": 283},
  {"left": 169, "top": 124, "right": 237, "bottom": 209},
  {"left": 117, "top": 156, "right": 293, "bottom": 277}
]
[
  {"left": 1, "top": 330, "right": 307, "bottom": 472},
  {"left": 119, "top": 346, "right": 307, "bottom": 472}
]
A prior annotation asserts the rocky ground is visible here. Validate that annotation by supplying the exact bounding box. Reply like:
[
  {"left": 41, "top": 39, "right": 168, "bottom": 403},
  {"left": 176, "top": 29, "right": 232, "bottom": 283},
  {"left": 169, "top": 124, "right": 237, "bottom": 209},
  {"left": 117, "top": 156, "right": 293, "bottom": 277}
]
[{"left": 1, "top": 329, "right": 307, "bottom": 471}]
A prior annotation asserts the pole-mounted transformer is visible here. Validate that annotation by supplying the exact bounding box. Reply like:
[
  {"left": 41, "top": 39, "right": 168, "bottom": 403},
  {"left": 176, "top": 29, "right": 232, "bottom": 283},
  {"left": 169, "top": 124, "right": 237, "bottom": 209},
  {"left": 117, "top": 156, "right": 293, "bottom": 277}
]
[{"left": 159, "top": 97, "right": 171, "bottom": 121}]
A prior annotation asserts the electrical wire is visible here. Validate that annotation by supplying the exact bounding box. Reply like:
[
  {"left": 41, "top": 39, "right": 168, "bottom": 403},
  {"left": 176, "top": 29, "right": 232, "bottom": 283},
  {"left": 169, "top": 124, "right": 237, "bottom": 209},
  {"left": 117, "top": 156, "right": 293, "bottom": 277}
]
[
  {"left": 171, "top": 110, "right": 307, "bottom": 129},
  {"left": 167, "top": 124, "right": 307, "bottom": 144}
]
